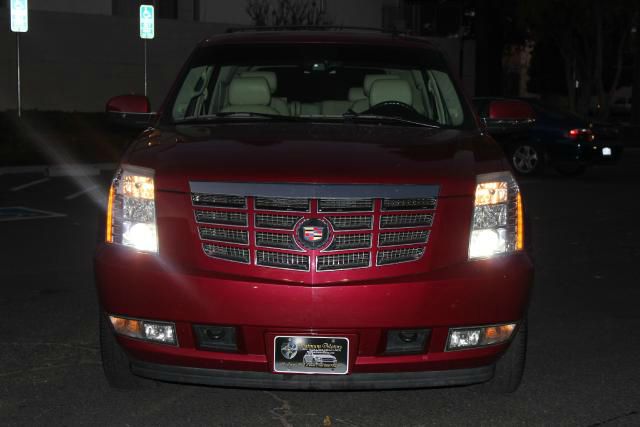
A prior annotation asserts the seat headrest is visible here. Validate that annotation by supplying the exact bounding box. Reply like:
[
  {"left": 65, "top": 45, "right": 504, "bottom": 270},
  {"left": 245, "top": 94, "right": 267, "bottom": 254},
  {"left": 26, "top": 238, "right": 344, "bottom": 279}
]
[
  {"left": 348, "top": 87, "right": 366, "bottom": 102},
  {"left": 240, "top": 71, "right": 278, "bottom": 94},
  {"left": 369, "top": 80, "right": 413, "bottom": 107},
  {"left": 363, "top": 74, "right": 400, "bottom": 95},
  {"left": 228, "top": 77, "right": 272, "bottom": 106}
]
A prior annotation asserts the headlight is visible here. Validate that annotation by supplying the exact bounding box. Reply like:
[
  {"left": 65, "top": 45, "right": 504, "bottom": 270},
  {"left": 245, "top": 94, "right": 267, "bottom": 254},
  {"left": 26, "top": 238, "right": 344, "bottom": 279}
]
[
  {"left": 468, "top": 171, "right": 524, "bottom": 259},
  {"left": 106, "top": 165, "right": 158, "bottom": 253}
]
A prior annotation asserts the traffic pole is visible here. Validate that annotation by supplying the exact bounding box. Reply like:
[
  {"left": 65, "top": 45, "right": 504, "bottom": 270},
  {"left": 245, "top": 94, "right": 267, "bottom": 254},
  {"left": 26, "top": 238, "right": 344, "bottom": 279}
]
[
  {"left": 17, "top": 32, "right": 22, "bottom": 118},
  {"left": 144, "top": 39, "right": 148, "bottom": 97}
]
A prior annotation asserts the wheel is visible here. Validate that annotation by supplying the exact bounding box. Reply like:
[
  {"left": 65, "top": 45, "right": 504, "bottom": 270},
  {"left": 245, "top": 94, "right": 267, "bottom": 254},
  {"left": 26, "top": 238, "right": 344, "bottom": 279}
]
[
  {"left": 483, "top": 318, "right": 527, "bottom": 393},
  {"left": 555, "top": 163, "right": 586, "bottom": 177},
  {"left": 99, "top": 312, "right": 152, "bottom": 389},
  {"left": 511, "top": 144, "right": 543, "bottom": 175}
]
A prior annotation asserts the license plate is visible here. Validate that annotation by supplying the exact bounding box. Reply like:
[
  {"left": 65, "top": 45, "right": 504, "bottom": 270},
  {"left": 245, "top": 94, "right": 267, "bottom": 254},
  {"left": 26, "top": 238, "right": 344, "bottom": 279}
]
[
  {"left": 602, "top": 147, "right": 612, "bottom": 156},
  {"left": 274, "top": 336, "right": 349, "bottom": 375}
]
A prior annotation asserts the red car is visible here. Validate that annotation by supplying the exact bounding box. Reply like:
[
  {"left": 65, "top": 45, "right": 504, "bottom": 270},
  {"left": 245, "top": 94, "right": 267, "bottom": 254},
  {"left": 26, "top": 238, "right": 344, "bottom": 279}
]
[{"left": 97, "top": 28, "right": 534, "bottom": 393}]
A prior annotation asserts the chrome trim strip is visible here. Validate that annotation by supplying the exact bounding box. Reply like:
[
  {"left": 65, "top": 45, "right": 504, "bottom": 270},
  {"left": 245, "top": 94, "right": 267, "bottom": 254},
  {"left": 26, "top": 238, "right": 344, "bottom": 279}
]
[{"left": 190, "top": 182, "right": 440, "bottom": 199}]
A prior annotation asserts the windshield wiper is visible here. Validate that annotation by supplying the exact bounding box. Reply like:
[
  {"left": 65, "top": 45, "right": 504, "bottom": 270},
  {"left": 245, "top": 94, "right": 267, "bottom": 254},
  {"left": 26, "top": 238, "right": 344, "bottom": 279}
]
[
  {"left": 342, "top": 110, "right": 442, "bottom": 129},
  {"left": 175, "top": 112, "right": 303, "bottom": 124}
]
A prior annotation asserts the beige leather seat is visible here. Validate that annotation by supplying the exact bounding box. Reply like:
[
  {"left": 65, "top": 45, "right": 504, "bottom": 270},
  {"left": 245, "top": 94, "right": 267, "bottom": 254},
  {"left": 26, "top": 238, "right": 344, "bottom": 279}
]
[
  {"left": 348, "top": 87, "right": 366, "bottom": 103},
  {"left": 221, "top": 77, "right": 280, "bottom": 115},
  {"left": 351, "top": 74, "right": 401, "bottom": 113},
  {"left": 321, "top": 100, "right": 352, "bottom": 116},
  {"left": 239, "top": 71, "right": 289, "bottom": 115},
  {"left": 368, "top": 79, "right": 414, "bottom": 108}
]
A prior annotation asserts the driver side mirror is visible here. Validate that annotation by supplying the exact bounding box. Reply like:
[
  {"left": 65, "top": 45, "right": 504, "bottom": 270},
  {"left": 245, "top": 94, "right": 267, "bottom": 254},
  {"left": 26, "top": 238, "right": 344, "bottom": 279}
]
[{"left": 106, "top": 95, "right": 156, "bottom": 130}]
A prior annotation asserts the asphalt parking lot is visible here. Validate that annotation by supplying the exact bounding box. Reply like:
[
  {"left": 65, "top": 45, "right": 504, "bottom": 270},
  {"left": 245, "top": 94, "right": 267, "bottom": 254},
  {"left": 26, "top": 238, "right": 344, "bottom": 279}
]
[{"left": 1, "top": 152, "right": 640, "bottom": 426}]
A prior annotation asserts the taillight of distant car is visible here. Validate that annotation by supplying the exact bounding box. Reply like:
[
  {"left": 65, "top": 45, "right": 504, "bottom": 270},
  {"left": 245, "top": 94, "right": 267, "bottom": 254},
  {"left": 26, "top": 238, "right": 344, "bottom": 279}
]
[{"left": 568, "top": 128, "right": 594, "bottom": 141}]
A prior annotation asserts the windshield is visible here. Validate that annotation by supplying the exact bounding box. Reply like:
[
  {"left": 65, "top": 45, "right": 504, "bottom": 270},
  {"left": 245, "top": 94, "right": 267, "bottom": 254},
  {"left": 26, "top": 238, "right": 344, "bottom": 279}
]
[{"left": 168, "top": 44, "right": 473, "bottom": 129}]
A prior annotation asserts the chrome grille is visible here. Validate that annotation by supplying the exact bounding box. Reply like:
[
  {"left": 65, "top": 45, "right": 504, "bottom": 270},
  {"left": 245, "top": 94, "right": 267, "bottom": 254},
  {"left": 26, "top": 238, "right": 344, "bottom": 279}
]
[
  {"left": 191, "top": 186, "right": 438, "bottom": 272},
  {"left": 317, "top": 252, "right": 370, "bottom": 271},
  {"left": 326, "top": 234, "right": 372, "bottom": 251},
  {"left": 379, "top": 230, "right": 430, "bottom": 247},
  {"left": 255, "top": 214, "right": 302, "bottom": 230},
  {"left": 382, "top": 198, "right": 437, "bottom": 211},
  {"left": 327, "top": 215, "right": 373, "bottom": 230},
  {"left": 195, "top": 210, "right": 248, "bottom": 226},
  {"left": 380, "top": 213, "right": 434, "bottom": 229},
  {"left": 255, "top": 197, "right": 309, "bottom": 212},
  {"left": 192, "top": 193, "right": 246, "bottom": 208},
  {"left": 377, "top": 247, "right": 425, "bottom": 265},
  {"left": 199, "top": 227, "right": 248, "bottom": 244},
  {"left": 256, "top": 251, "right": 309, "bottom": 271},
  {"left": 203, "top": 243, "right": 250, "bottom": 263},
  {"left": 319, "top": 199, "right": 374, "bottom": 212},
  {"left": 256, "top": 232, "right": 300, "bottom": 250}
]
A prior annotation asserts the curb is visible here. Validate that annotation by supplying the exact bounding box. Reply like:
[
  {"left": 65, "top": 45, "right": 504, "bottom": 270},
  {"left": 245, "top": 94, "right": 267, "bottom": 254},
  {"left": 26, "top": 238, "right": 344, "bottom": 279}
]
[{"left": 0, "top": 163, "right": 117, "bottom": 177}]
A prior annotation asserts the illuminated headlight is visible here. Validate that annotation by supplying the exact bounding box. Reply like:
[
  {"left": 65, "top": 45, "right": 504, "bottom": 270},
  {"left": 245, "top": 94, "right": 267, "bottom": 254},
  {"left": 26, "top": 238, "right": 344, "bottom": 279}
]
[
  {"left": 447, "top": 323, "right": 517, "bottom": 351},
  {"left": 109, "top": 315, "right": 177, "bottom": 345},
  {"left": 468, "top": 171, "right": 524, "bottom": 259},
  {"left": 106, "top": 165, "right": 158, "bottom": 253}
]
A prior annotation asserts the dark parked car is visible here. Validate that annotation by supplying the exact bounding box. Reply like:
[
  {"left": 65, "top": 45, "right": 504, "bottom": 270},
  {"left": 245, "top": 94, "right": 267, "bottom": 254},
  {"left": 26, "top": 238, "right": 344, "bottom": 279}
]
[
  {"left": 473, "top": 97, "right": 623, "bottom": 176},
  {"left": 97, "top": 28, "right": 533, "bottom": 393}
]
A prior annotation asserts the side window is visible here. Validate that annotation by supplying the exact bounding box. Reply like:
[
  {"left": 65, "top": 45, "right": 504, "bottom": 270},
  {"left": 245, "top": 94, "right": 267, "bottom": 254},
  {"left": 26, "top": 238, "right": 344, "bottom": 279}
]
[
  {"left": 431, "top": 70, "right": 464, "bottom": 126},
  {"left": 172, "top": 66, "right": 214, "bottom": 120}
]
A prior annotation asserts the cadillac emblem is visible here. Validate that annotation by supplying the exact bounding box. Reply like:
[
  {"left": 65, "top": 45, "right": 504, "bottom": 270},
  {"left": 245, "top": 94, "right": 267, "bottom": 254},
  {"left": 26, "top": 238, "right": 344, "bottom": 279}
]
[{"left": 297, "top": 218, "right": 330, "bottom": 249}]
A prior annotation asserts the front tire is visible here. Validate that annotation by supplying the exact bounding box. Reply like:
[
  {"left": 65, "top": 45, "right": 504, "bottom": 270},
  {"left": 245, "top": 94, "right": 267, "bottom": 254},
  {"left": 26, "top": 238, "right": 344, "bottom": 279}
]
[
  {"left": 483, "top": 318, "right": 527, "bottom": 393},
  {"left": 99, "top": 312, "right": 152, "bottom": 389},
  {"left": 511, "top": 144, "right": 543, "bottom": 175}
]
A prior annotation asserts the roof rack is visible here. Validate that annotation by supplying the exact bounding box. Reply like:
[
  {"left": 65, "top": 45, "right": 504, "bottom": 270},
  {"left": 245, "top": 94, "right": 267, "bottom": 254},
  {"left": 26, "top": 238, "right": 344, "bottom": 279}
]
[{"left": 226, "top": 25, "right": 396, "bottom": 34}]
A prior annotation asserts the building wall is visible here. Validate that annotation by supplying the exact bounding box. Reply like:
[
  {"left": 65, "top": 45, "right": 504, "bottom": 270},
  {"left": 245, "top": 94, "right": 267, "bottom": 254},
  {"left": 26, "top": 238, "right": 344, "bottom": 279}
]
[
  {"left": 0, "top": 9, "right": 227, "bottom": 112},
  {"left": 29, "top": 0, "right": 112, "bottom": 15}
]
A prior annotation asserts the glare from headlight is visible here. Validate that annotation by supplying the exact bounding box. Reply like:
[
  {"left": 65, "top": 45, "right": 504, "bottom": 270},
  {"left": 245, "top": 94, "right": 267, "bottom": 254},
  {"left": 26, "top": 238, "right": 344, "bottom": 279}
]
[
  {"left": 469, "top": 228, "right": 507, "bottom": 259},
  {"left": 123, "top": 222, "right": 158, "bottom": 252}
]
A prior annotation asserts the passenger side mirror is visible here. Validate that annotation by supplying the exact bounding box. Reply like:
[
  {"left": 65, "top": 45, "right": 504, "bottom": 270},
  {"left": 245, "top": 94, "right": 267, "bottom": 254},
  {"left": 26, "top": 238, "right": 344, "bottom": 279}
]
[{"left": 106, "top": 95, "right": 156, "bottom": 130}]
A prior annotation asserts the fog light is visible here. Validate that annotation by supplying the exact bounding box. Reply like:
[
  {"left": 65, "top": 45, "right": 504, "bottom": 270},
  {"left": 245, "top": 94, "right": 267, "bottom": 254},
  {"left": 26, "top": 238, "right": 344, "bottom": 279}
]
[
  {"left": 109, "top": 315, "right": 177, "bottom": 345},
  {"left": 447, "top": 323, "right": 516, "bottom": 351}
]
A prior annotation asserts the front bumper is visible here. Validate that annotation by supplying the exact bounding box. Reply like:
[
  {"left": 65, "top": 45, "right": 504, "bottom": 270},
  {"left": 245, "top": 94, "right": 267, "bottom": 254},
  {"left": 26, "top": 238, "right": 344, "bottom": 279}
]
[
  {"left": 131, "top": 359, "right": 494, "bottom": 390},
  {"left": 95, "top": 246, "right": 532, "bottom": 387}
]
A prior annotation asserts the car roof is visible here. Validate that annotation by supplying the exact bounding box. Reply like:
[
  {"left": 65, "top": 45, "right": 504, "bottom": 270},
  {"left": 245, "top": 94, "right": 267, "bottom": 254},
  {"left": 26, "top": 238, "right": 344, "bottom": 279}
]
[{"left": 200, "top": 29, "right": 436, "bottom": 50}]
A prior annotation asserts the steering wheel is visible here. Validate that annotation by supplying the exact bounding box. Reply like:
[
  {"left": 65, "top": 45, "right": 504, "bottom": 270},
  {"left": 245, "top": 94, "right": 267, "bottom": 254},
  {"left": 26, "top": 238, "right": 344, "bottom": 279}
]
[{"left": 364, "top": 101, "right": 420, "bottom": 118}]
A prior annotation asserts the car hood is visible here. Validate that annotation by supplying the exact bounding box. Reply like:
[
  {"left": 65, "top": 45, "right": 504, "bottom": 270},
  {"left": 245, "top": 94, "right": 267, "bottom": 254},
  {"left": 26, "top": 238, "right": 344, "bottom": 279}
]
[{"left": 124, "top": 122, "right": 507, "bottom": 198}]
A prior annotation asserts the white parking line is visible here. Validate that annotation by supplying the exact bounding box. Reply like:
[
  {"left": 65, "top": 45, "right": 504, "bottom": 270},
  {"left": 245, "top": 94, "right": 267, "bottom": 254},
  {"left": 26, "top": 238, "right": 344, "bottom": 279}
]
[
  {"left": 10, "top": 177, "right": 51, "bottom": 192},
  {"left": 64, "top": 185, "right": 101, "bottom": 200}
]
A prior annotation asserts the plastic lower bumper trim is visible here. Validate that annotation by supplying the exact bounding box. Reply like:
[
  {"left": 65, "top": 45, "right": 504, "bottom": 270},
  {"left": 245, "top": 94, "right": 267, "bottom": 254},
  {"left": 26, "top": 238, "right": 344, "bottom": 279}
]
[{"left": 131, "top": 360, "right": 495, "bottom": 390}]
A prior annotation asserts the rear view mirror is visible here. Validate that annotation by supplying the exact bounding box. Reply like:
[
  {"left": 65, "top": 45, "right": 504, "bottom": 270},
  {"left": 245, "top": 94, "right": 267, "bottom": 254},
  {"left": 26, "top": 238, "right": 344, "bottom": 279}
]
[{"left": 106, "top": 95, "right": 155, "bottom": 129}]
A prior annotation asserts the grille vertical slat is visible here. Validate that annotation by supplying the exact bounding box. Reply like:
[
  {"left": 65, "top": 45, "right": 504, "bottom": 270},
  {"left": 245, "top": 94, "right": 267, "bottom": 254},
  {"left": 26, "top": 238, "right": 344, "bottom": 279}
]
[
  {"left": 255, "top": 197, "right": 310, "bottom": 212},
  {"left": 256, "top": 251, "right": 310, "bottom": 271},
  {"left": 195, "top": 210, "right": 248, "bottom": 226},
  {"left": 199, "top": 227, "right": 249, "bottom": 244},
  {"left": 256, "top": 232, "right": 300, "bottom": 251},
  {"left": 203, "top": 243, "right": 250, "bottom": 263},
  {"left": 317, "top": 253, "right": 370, "bottom": 271}
]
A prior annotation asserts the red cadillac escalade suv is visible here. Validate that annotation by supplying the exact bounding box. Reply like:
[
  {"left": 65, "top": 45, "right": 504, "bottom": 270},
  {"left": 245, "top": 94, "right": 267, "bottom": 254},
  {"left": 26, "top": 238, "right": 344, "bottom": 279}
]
[{"left": 96, "top": 28, "right": 533, "bottom": 393}]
